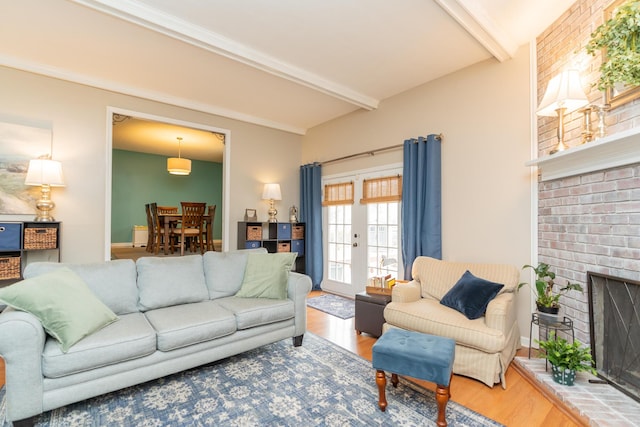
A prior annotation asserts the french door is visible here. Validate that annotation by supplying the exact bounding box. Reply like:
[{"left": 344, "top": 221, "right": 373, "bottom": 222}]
[{"left": 321, "top": 165, "right": 403, "bottom": 297}]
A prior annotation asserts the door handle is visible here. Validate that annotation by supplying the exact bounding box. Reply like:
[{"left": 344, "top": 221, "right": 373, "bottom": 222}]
[{"left": 352, "top": 242, "right": 358, "bottom": 247}]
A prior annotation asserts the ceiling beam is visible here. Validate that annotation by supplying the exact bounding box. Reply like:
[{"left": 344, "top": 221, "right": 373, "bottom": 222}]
[
  {"left": 434, "top": 0, "right": 518, "bottom": 62},
  {"left": 71, "top": 0, "right": 380, "bottom": 111}
]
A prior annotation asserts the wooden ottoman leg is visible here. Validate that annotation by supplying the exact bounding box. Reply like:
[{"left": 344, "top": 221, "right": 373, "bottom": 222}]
[
  {"left": 376, "top": 370, "right": 387, "bottom": 412},
  {"left": 391, "top": 373, "right": 399, "bottom": 388},
  {"left": 435, "top": 383, "right": 450, "bottom": 427}
]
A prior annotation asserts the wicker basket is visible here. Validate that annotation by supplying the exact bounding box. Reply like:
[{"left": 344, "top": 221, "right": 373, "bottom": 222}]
[
  {"left": 246, "top": 225, "right": 262, "bottom": 241},
  {"left": 24, "top": 228, "right": 57, "bottom": 250},
  {"left": 292, "top": 225, "right": 304, "bottom": 240},
  {"left": 277, "top": 242, "right": 291, "bottom": 252},
  {"left": 0, "top": 256, "right": 20, "bottom": 280}
]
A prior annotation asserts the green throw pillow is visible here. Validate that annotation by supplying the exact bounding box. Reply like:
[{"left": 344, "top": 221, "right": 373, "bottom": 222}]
[
  {"left": 236, "top": 252, "right": 297, "bottom": 300},
  {"left": 0, "top": 267, "right": 118, "bottom": 352}
]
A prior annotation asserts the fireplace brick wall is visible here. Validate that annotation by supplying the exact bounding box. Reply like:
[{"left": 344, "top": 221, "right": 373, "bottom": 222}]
[{"left": 536, "top": 0, "right": 640, "bottom": 343}]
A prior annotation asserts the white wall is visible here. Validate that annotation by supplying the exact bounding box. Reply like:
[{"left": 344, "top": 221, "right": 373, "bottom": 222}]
[
  {"left": 303, "top": 45, "right": 534, "bottom": 339},
  {"left": 0, "top": 65, "right": 302, "bottom": 261}
]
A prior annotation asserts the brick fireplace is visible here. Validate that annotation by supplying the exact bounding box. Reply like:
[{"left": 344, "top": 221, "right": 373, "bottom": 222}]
[{"left": 536, "top": 0, "right": 640, "bottom": 346}]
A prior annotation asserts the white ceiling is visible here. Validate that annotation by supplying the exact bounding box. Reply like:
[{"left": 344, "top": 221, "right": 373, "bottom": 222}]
[{"left": 1, "top": 0, "right": 573, "bottom": 158}]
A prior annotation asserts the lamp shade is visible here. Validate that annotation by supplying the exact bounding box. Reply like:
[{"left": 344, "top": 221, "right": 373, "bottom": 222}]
[
  {"left": 167, "top": 157, "right": 191, "bottom": 175},
  {"left": 24, "top": 159, "right": 65, "bottom": 186},
  {"left": 537, "top": 69, "right": 589, "bottom": 117},
  {"left": 262, "top": 183, "right": 282, "bottom": 200}
]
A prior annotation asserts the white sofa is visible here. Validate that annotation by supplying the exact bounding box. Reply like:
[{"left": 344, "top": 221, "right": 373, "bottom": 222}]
[
  {"left": 383, "top": 256, "right": 520, "bottom": 388},
  {"left": 0, "top": 249, "right": 311, "bottom": 423}
]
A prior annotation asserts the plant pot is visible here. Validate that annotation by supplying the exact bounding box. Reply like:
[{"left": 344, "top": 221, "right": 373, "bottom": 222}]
[
  {"left": 551, "top": 364, "right": 576, "bottom": 386},
  {"left": 536, "top": 303, "right": 560, "bottom": 322}
]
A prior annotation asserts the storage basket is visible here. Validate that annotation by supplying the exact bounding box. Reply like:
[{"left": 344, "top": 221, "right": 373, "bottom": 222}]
[
  {"left": 24, "top": 228, "right": 58, "bottom": 250},
  {"left": 277, "top": 242, "right": 291, "bottom": 252},
  {"left": 292, "top": 225, "right": 304, "bottom": 240},
  {"left": 246, "top": 225, "right": 262, "bottom": 241},
  {"left": 0, "top": 256, "right": 20, "bottom": 280}
]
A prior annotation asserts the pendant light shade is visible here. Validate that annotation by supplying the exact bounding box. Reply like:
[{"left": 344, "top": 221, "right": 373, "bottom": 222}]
[{"left": 167, "top": 137, "right": 191, "bottom": 175}]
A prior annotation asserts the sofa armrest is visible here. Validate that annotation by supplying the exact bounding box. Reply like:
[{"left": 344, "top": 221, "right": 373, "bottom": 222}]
[
  {"left": 484, "top": 292, "right": 516, "bottom": 334},
  {"left": 0, "top": 308, "right": 46, "bottom": 421},
  {"left": 391, "top": 281, "right": 421, "bottom": 303},
  {"left": 287, "top": 272, "right": 312, "bottom": 337}
]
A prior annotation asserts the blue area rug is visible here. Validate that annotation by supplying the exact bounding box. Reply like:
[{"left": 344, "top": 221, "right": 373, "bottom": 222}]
[
  {"left": 306, "top": 293, "right": 355, "bottom": 319},
  {"left": 0, "top": 333, "right": 502, "bottom": 426}
]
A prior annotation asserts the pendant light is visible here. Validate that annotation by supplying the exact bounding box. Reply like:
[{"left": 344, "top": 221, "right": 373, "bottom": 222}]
[{"left": 167, "top": 137, "right": 191, "bottom": 175}]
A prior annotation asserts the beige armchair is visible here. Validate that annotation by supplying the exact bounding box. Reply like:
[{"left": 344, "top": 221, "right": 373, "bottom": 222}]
[{"left": 383, "top": 256, "right": 520, "bottom": 388}]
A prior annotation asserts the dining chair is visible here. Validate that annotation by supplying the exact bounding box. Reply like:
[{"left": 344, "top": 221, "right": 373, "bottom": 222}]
[
  {"left": 150, "top": 202, "right": 174, "bottom": 255},
  {"left": 203, "top": 205, "right": 216, "bottom": 252},
  {"left": 157, "top": 206, "right": 178, "bottom": 215},
  {"left": 144, "top": 203, "right": 156, "bottom": 253},
  {"left": 174, "top": 202, "right": 206, "bottom": 255}
]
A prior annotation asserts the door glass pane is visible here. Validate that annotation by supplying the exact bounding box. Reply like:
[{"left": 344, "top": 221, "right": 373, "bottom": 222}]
[
  {"left": 367, "top": 202, "right": 400, "bottom": 279},
  {"left": 326, "top": 205, "right": 352, "bottom": 284}
]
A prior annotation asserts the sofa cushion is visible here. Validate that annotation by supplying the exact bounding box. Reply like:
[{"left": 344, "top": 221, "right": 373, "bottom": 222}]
[
  {"left": 0, "top": 267, "right": 118, "bottom": 352},
  {"left": 42, "top": 312, "right": 156, "bottom": 378},
  {"left": 136, "top": 255, "right": 209, "bottom": 311},
  {"left": 384, "top": 299, "right": 507, "bottom": 353},
  {"left": 411, "top": 256, "right": 519, "bottom": 301},
  {"left": 203, "top": 248, "right": 267, "bottom": 299},
  {"left": 144, "top": 301, "right": 237, "bottom": 351},
  {"left": 440, "top": 270, "right": 504, "bottom": 320},
  {"left": 24, "top": 259, "right": 139, "bottom": 315},
  {"left": 216, "top": 296, "right": 295, "bottom": 330},
  {"left": 236, "top": 252, "right": 296, "bottom": 300}
]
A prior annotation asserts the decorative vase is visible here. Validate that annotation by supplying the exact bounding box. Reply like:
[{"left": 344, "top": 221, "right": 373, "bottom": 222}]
[{"left": 551, "top": 364, "right": 576, "bottom": 386}]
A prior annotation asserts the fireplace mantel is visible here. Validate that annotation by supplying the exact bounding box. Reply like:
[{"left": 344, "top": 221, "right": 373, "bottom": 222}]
[{"left": 526, "top": 126, "right": 640, "bottom": 181}]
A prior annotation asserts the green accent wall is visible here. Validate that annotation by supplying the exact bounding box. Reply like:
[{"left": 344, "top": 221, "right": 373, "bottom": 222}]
[{"left": 111, "top": 149, "right": 223, "bottom": 244}]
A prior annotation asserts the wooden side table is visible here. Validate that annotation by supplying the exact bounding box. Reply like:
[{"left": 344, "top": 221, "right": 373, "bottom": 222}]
[{"left": 355, "top": 291, "right": 392, "bottom": 337}]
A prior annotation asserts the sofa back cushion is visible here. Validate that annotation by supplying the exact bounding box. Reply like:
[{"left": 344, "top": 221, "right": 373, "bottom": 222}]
[
  {"left": 411, "top": 256, "right": 519, "bottom": 301},
  {"left": 203, "top": 248, "right": 267, "bottom": 299},
  {"left": 136, "top": 255, "right": 208, "bottom": 311},
  {"left": 24, "top": 260, "right": 139, "bottom": 315}
]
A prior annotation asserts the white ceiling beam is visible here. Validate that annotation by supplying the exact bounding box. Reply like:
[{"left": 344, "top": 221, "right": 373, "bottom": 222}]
[
  {"left": 434, "top": 0, "right": 518, "bottom": 62},
  {"left": 71, "top": 0, "right": 380, "bottom": 111}
]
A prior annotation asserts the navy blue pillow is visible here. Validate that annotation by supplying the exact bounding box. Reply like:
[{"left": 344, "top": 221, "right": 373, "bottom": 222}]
[{"left": 440, "top": 270, "right": 504, "bottom": 320}]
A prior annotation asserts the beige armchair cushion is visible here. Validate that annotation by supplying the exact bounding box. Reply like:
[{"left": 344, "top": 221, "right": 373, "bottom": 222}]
[{"left": 411, "top": 256, "right": 519, "bottom": 301}]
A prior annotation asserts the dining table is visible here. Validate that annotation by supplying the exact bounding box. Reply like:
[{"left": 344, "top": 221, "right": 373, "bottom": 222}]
[{"left": 158, "top": 213, "right": 213, "bottom": 255}]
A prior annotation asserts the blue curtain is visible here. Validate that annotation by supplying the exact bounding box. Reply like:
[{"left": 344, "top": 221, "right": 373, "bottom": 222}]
[
  {"left": 401, "top": 134, "right": 442, "bottom": 279},
  {"left": 300, "top": 163, "right": 323, "bottom": 289}
]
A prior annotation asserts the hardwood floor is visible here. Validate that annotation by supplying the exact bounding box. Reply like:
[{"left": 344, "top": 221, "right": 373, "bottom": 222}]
[{"left": 0, "top": 290, "right": 581, "bottom": 426}]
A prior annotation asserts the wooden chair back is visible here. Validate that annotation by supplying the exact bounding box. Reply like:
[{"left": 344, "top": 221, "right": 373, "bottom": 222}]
[
  {"left": 157, "top": 206, "right": 178, "bottom": 215},
  {"left": 144, "top": 203, "right": 155, "bottom": 252},
  {"left": 204, "top": 205, "right": 217, "bottom": 251}
]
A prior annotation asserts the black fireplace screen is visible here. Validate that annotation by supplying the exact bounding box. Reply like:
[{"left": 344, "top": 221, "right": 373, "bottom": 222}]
[{"left": 588, "top": 272, "right": 640, "bottom": 402}]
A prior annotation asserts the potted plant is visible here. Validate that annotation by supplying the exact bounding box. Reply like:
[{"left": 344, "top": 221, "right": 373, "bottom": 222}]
[
  {"left": 536, "top": 332, "right": 596, "bottom": 386},
  {"left": 518, "top": 263, "right": 583, "bottom": 319},
  {"left": 585, "top": 0, "right": 640, "bottom": 91}
]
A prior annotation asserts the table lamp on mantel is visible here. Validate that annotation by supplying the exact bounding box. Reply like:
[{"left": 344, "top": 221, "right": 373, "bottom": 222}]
[
  {"left": 262, "top": 183, "right": 282, "bottom": 223},
  {"left": 25, "top": 155, "right": 65, "bottom": 222}
]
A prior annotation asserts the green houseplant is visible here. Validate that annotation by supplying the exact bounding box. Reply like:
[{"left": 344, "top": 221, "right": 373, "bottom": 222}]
[
  {"left": 585, "top": 0, "right": 640, "bottom": 91},
  {"left": 536, "top": 332, "right": 596, "bottom": 386},
  {"left": 518, "top": 263, "right": 583, "bottom": 316}
]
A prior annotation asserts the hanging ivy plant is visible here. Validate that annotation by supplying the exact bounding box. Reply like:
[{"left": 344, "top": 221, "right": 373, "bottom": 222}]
[{"left": 585, "top": 0, "right": 640, "bottom": 91}]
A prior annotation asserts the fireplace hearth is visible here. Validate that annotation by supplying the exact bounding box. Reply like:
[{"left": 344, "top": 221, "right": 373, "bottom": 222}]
[{"left": 588, "top": 272, "right": 640, "bottom": 403}]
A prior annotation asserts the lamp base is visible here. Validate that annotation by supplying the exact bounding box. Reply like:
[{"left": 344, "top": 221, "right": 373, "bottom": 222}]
[
  {"left": 33, "top": 184, "right": 56, "bottom": 222},
  {"left": 267, "top": 200, "right": 278, "bottom": 223}
]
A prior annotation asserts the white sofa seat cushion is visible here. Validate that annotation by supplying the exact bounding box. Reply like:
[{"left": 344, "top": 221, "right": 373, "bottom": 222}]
[
  {"left": 216, "top": 296, "right": 294, "bottom": 330},
  {"left": 42, "top": 312, "right": 156, "bottom": 378},
  {"left": 144, "top": 301, "right": 237, "bottom": 351},
  {"left": 384, "top": 299, "right": 506, "bottom": 353}
]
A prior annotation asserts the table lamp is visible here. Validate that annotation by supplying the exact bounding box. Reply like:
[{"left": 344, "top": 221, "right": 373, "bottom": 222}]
[
  {"left": 25, "top": 155, "right": 65, "bottom": 222},
  {"left": 262, "top": 183, "right": 282, "bottom": 222}
]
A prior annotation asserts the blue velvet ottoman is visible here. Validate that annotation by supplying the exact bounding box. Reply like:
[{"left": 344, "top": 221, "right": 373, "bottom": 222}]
[{"left": 372, "top": 328, "right": 455, "bottom": 427}]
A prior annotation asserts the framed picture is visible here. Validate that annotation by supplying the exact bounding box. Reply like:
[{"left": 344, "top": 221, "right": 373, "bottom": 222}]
[
  {"left": 244, "top": 208, "right": 257, "bottom": 221},
  {"left": 0, "top": 121, "right": 51, "bottom": 214},
  {"left": 604, "top": 0, "right": 640, "bottom": 108}
]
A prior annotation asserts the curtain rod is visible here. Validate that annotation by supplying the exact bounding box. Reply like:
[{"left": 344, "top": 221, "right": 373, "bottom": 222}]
[{"left": 320, "top": 133, "right": 443, "bottom": 166}]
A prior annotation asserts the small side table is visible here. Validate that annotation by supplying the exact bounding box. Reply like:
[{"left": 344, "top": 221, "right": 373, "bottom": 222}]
[
  {"left": 529, "top": 313, "right": 575, "bottom": 368},
  {"left": 355, "top": 291, "right": 392, "bottom": 337}
]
